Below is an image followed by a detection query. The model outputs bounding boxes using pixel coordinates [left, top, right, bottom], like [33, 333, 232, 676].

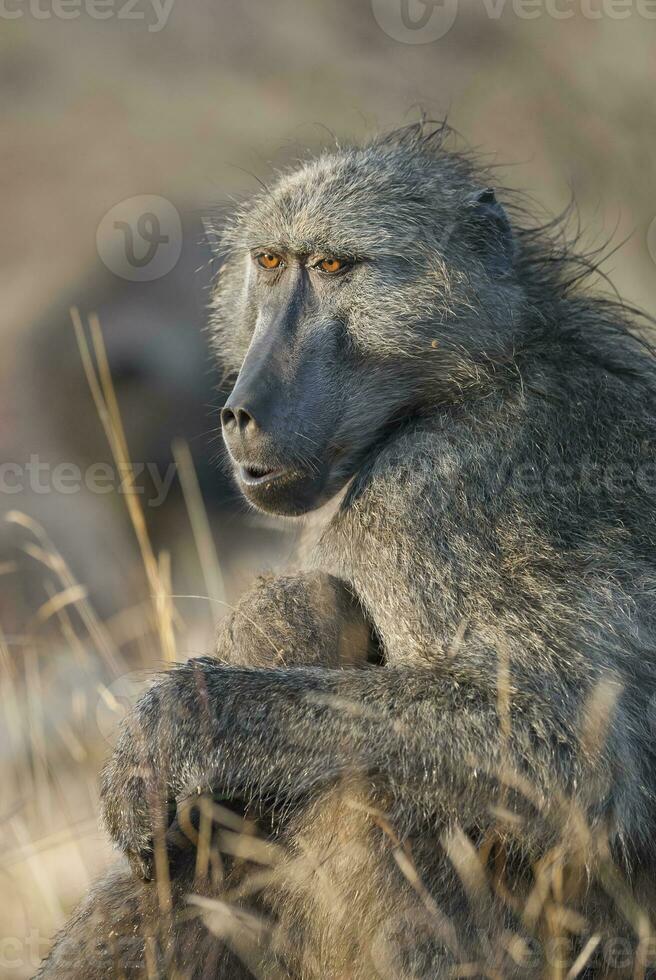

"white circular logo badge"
[371, 0, 458, 43]
[96, 195, 182, 282]
[96, 670, 148, 744]
[648, 216, 656, 268]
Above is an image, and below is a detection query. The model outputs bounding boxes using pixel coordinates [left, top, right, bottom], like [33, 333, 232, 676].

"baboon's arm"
[100, 653, 635, 875]
[102, 420, 652, 876]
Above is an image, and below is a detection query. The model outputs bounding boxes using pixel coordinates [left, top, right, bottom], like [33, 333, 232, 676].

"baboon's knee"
[216, 571, 378, 668]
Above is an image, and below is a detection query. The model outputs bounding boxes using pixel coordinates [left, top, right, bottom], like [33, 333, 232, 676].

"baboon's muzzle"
[220, 306, 343, 515]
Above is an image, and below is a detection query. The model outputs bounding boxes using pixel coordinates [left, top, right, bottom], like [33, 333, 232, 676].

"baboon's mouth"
[239, 464, 288, 487]
[233, 448, 350, 516]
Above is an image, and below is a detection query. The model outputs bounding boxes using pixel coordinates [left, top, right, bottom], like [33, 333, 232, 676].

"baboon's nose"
[221, 403, 259, 436]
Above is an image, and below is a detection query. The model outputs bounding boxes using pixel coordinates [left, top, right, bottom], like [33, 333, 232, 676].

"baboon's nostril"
[221, 406, 236, 429]
[221, 404, 258, 433]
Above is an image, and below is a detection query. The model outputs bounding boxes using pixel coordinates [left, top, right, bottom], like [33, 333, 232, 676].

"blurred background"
[1, 1, 655, 974]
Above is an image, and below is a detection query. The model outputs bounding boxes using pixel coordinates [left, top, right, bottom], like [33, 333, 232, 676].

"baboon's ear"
[461, 187, 516, 278]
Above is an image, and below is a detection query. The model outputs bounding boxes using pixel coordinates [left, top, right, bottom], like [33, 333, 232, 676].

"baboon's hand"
[100, 660, 227, 881]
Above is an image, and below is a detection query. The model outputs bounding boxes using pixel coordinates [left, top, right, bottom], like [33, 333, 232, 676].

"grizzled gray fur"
[38, 122, 656, 978]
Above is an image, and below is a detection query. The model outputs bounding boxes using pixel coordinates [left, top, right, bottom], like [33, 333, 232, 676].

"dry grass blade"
[187, 895, 286, 980]
[71, 306, 177, 664]
[566, 934, 601, 978]
[172, 438, 226, 608]
[6, 509, 122, 673]
[32, 584, 89, 628]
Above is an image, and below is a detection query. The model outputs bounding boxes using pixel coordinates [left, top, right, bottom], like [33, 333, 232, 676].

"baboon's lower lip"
[235, 461, 335, 516]
[239, 464, 288, 487]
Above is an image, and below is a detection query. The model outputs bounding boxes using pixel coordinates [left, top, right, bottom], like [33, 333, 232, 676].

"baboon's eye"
[317, 257, 349, 275]
[256, 252, 284, 270]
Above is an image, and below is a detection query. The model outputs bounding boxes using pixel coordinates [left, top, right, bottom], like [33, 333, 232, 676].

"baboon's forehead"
[236, 150, 456, 256]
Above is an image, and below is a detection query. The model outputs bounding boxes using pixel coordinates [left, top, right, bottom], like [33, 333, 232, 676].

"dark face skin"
[219, 164, 519, 517]
[221, 248, 377, 516]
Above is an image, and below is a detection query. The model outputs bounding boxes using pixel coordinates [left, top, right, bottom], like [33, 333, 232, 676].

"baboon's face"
[219, 240, 392, 516]
[216, 147, 520, 516]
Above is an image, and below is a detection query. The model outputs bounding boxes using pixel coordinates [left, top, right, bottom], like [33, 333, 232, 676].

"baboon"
[38, 122, 656, 978]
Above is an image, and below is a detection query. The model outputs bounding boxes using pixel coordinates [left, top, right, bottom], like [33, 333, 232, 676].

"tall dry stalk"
[71, 307, 177, 664]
